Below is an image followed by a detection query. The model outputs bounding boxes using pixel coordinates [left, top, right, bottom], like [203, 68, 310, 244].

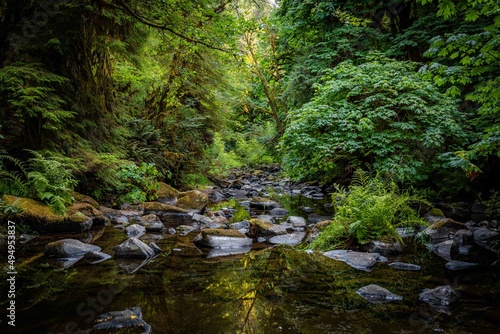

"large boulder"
[176, 190, 209, 213]
[3, 195, 93, 233]
[156, 182, 180, 205]
[45, 239, 101, 258]
[139, 214, 165, 232]
[428, 240, 459, 261]
[194, 229, 253, 249]
[125, 224, 146, 238]
[113, 237, 156, 258]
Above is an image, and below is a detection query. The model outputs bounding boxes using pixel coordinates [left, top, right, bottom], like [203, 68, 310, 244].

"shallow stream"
[1, 196, 500, 333]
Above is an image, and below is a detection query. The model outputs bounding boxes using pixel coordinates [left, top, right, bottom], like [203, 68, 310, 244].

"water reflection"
[2, 229, 500, 334]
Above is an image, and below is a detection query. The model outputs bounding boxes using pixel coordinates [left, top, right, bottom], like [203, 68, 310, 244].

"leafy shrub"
[280, 58, 466, 183]
[309, 170, 428, 250]
[114, 162, 162, 205]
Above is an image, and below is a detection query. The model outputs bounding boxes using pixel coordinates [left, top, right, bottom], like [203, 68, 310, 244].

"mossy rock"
[202, 228, 246, 238]
[72, 192, 100, 209]
[176, 190, 208, 212]
[427, 208, 445, 217]
[157, 182, 180, 199]
[315, 220, 333, 230]
[250, 218, 274, 230]
[143, 202, 188, 213]
[430, 218, 464, 230]
[67, 202, 101, 217]
[2, 195, 92, 233]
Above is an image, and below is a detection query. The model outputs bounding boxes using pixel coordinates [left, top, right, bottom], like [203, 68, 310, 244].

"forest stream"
[1, 167, 499, 334]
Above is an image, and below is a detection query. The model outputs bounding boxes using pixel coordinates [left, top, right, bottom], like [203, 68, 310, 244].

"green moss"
[315, 220, 333, 230]
[3, 195, 64, 223]
[66, 202, 101, 217]
[157, 182, 180, 199]
[177, 190, 208, 211]
[430, 218, 464, 230]
[144, 201, 188, 213]
[72, 192, 100, 209]
[250, 219, 274, 230]
[202, 228, 246, 238]
[427, 208, 445, 217]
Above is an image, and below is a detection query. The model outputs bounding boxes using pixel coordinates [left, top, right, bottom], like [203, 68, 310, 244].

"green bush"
[114, 162, 162, 205]
[309, 170, 428, 251]
[280, 58, 466, 183]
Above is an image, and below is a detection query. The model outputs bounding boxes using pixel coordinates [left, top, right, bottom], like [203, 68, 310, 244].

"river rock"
[269, 207, 289, 216]
[138, 214, 165, 232]
[156, 182, 179, 205]
[473, 228, 500, 252]
[125, 224, 146, 238]
[422, 218, 465, 242]
[176, 225, 195, 236]
[419, 285, 458, 315]
[356, 284, 403, 304]
[93, 306, 151, 333]
[269, 232, 306, 246]
[230, 221, 250, 230]
[323, 250, 386, 272]
[176, 190, 209, 213]
[287, 216, 307, 228]
[249, 219, 287, 238]
[389, 262, 421, 271]
[445, 260, 479, 271]
[249, 198, 280, 210]
[83, 251, 112, 264]
[453, 229, 473, 246]
[360, 239, 403, 255]
[113, 237, 156, 258]
[45, 239, 101, 258]
[428, 240, 459, 261]
[257, 215, 275, 224]
[194, 229, 253, 249]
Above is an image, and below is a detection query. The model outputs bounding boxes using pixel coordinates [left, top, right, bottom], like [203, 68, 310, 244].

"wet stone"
[44, 239, 101, 258]
[323, 250, 385, 272]
[419, 285, 458, 315]
[114, 237, 156, 258]
[389, 262, 421, 271]
[356, 284, 403, 304]
[125, 224, 146, 238]
[269, 232, 306, 246]
[92, 306, 151, 333]
[445, 260, 479, 271]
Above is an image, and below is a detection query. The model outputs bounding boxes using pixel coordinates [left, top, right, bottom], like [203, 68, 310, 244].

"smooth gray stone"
[323, 250, 384, 271]
[44, 238, 101, 258]
[206, 246, 252, 258]
[419, 285, 458, 315]
[356, 284, 403, 304]
[269, 232, 306, 246]
[445, 260, 478, 271]
[428, 240, 458, 261]
[287, 216, 307, 228]
[113, 237, 156, 258]
[389, 262, 421, 271]
[125, 224, 146, 238]
[269, 207, 289, 216]
[195, 233, 253, 249]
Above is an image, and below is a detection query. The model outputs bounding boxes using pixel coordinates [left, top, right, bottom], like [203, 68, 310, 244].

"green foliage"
[419, 0, 500, 173]
[309, 170, 428, 250]
[280, 58, 466, 183]
[114, 162, 162, 205]
[0, 151, 77, 215]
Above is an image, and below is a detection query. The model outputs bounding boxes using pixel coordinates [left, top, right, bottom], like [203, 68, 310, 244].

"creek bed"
[1, 223, 499, 333]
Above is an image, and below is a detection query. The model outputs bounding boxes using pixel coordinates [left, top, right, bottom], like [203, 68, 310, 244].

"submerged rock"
[92, 306, 151, 333]
[194, 228, 253, 249]
[323, 250, 386, 272]
[445, 260, 479, 271]
[389, 262, 421, 271]
[44, 238, 101, 258]
[419, 285, 458, 315]
[206, 246, 252, 258]
[113, 237, 156, 258]
[356, 284, 403, 304]
[361, 239, 403, 255]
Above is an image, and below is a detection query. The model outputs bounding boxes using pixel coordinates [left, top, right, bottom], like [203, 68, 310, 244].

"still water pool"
[1, 224, 500, 334]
